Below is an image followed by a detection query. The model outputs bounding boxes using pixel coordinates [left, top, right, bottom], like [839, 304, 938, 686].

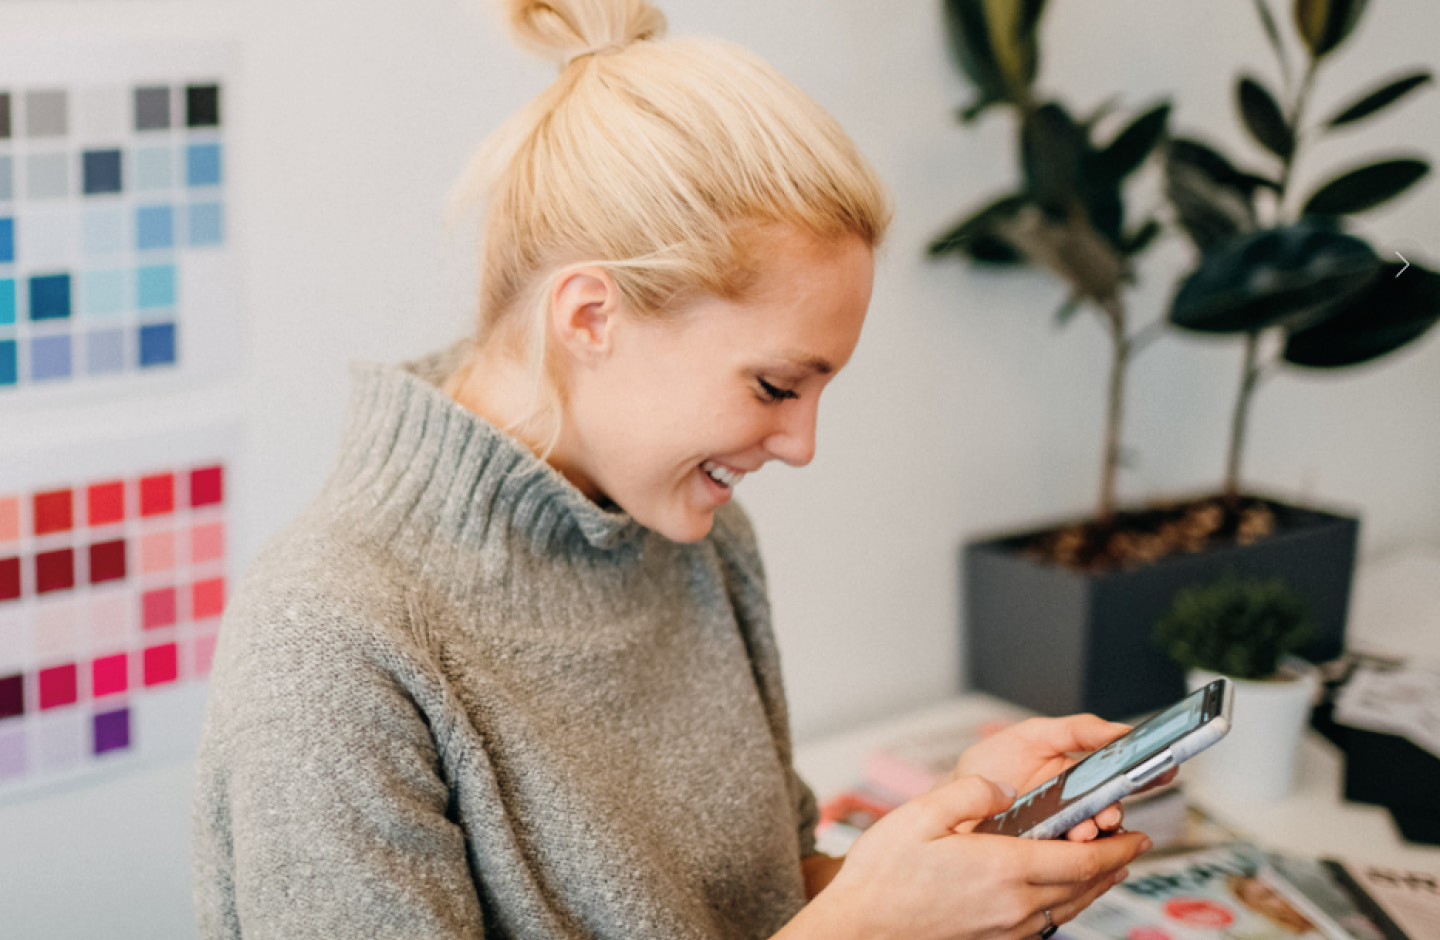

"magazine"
[1065, 842, 1328, 940]
[1263, 853, 1387, 940]
[1322, 860, 1440, 940]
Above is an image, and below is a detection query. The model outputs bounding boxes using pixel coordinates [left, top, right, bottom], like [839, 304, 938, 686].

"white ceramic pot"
[1185, 658, 1321, 802]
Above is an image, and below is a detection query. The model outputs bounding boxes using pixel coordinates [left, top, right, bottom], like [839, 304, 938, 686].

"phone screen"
[974, 683, 1221, 837]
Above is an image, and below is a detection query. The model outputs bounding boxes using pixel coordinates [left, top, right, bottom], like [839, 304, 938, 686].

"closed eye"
[757, 378, 799, 403]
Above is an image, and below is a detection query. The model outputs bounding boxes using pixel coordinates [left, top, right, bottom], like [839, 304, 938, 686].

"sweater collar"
[325, 346, 644, 555]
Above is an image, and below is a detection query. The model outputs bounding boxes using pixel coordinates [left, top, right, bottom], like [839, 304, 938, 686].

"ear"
[548, 265, 621, 362]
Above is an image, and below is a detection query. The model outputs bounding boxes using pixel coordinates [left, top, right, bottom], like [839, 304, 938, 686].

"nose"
[763, 398, 819, 468]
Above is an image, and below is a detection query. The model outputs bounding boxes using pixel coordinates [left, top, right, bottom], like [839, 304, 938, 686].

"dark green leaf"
[1284, 262, 1440, 366]
[1253, 0, 1292, 85]
[1301, 158, 1430, 216]
[1237, 75, 1293, 159]
[1168, 221, 1380, 333]
[1095, 102, 1171, 181]
[928, 193, 1028, 264]
[1325, 71, 1432, 128]
[1021, 102, 1089, 220]
[1164, 138, 1263, 250]
[1294, 0, 1370, 59]
[943, 0, 1046, 113]
[943, 0, 1009, 114]
[1123, 218, 1162, 256]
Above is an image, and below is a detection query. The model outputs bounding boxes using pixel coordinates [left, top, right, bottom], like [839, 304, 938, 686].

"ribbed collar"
[319, 345, 643, 559]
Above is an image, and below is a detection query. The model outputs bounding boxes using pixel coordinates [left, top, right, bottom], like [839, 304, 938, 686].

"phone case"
[1019, 680, 1234, 840]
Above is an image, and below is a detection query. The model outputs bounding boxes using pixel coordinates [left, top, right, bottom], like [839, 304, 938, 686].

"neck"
[444, 340, 600, 501]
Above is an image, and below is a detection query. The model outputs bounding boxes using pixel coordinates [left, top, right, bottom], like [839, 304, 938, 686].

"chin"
[649, 509, 716, 544]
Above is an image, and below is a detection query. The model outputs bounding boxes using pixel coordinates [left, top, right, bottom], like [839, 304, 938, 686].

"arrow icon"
[1396, 252, 1410, 277]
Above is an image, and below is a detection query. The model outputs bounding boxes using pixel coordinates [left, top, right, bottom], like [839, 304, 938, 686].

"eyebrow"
[773, 352, 834, 376]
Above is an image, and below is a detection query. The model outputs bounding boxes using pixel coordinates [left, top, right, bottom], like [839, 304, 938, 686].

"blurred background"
[0, 0, 1435, 936]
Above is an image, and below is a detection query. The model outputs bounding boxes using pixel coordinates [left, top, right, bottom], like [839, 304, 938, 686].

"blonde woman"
[192, 1, 1154, 937]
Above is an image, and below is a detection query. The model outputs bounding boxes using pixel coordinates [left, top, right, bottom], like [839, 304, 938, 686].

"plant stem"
[1225, 55, 1318, 500]
[1276, 58, 1319, 216]
[1224, 331, 1263, 504]
[1098, 295, 1129, 523]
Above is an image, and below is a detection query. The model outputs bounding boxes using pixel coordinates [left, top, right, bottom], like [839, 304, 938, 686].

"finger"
[1065, 818, 1100, 842]
[1048, 865, 1133, 927]
[1061, 715, 1133, 753]
[1096, 803, 1124, 830]
[907, 774, 1015, 839]
[1024, 832, 1151, 885]
[1011, 871, 1127, 940]
[1015, 714, 1133, 757]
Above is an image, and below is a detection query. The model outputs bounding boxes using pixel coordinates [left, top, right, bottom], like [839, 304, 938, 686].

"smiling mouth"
[701, 460, 747, 488]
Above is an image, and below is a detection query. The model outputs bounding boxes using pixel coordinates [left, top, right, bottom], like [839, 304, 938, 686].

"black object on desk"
[1312, 699, 1440, 846]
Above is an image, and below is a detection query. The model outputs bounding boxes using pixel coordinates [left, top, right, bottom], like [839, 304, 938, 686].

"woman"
[192, 1, 1154, 937]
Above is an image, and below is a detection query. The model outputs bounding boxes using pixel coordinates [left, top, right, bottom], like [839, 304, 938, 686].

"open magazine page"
[1064, 843, 1327, 940]
[1263, 853, 1387, 940]
[1323, 861, 1440, 940]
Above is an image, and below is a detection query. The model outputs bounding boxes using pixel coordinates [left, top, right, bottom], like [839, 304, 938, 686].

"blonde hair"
[453, 0, 892, 453]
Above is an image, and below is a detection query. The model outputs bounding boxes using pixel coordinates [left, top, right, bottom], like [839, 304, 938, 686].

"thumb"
[909, 774, 1016, 839]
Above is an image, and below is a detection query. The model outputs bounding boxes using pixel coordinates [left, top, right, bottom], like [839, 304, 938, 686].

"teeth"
[701, 460, 746, 488]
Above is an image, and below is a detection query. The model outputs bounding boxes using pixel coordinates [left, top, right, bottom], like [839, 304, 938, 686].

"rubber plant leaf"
[1168, 222, 1380, 333]
[1294, 0, 1369, 59]
[1325, 71, 1432, 128]
[1283, 262, 1440, 366]
[1094, 102, 1171, 181]
[943, 0, 1009, 120]
[928, 193, 1028, 264]
[1237, 75, 1293, 160]
[1021, 102, 1088, 221]
[1301, 158, 1430, 216]
[1164, 138, 1267, 251]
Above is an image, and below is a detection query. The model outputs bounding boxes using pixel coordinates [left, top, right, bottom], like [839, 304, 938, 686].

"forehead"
[688, 230, 874, 365]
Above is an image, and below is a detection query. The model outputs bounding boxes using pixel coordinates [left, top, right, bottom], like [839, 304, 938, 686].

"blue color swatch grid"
[0, 81, 225, 389]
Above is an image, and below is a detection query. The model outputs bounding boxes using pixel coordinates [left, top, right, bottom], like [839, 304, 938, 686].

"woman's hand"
[790, 774, 1151, 940]
[949, 714, 1177, 841]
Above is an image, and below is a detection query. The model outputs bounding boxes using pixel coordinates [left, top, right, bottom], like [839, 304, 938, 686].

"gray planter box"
[963, 498, 1359, 719]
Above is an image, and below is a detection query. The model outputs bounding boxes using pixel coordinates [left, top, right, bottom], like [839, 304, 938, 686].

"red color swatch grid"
[0, 463, 226, 785]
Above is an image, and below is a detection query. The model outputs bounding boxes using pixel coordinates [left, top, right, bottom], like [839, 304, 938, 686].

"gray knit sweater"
[192, 349, 818, 939]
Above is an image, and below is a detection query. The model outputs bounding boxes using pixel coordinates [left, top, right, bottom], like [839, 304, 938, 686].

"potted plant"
[933, 0, 1436, 719]
[1155, 573, 1319, 801]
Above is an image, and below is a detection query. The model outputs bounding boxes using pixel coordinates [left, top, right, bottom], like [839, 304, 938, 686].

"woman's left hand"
[947, 714, 1172, 842]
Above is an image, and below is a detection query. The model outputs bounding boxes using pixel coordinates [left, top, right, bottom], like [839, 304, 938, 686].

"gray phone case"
[1019, 679, 1234, 840]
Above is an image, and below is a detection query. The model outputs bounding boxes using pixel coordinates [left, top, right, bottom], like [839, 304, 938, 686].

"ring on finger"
[1039, 908, 1058, 940]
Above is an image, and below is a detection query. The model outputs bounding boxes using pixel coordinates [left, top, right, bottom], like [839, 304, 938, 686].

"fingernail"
[999, 782, 1017, 800]
[1140, 837, 1153, 853]
[1114, 867, 1130, 885]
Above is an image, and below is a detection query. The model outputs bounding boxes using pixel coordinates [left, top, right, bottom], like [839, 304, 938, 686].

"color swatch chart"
[0, 457, 228, 799]
[0, 41, 239, 399]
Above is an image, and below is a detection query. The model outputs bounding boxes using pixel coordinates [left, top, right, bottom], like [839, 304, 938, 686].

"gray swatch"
[27, 153, 69, 199]
[25, 90, 68, 138]
[134, 86, 170, 131]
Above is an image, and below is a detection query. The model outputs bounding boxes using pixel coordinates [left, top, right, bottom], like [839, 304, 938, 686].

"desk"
[794, 549, 1440, 871]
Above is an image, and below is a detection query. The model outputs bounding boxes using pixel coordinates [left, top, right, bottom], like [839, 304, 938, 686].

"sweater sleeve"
[707, 503, 821, 859]
[194, 590, 486, 940]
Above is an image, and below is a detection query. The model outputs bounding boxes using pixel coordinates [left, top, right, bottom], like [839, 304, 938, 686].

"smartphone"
[972, 678, 1234, 840]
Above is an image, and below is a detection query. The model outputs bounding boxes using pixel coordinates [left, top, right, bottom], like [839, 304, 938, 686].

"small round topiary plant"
[1154, 573, 1314, 681]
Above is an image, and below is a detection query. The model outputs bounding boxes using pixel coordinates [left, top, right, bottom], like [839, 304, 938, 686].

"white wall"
[1, 1, 1437, 936]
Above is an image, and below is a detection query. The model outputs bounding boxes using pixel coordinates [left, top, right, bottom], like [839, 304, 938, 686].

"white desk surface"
[794, 548, 1440, 871]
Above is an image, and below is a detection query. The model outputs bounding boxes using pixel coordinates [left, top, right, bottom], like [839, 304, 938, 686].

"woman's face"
[553, 228, 875, 543]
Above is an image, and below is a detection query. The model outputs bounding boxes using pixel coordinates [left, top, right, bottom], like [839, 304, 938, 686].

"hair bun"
[505, 0, 666, 66]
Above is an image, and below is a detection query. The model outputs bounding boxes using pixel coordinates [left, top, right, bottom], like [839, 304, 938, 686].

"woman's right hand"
[789, 774, 1151, 940]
